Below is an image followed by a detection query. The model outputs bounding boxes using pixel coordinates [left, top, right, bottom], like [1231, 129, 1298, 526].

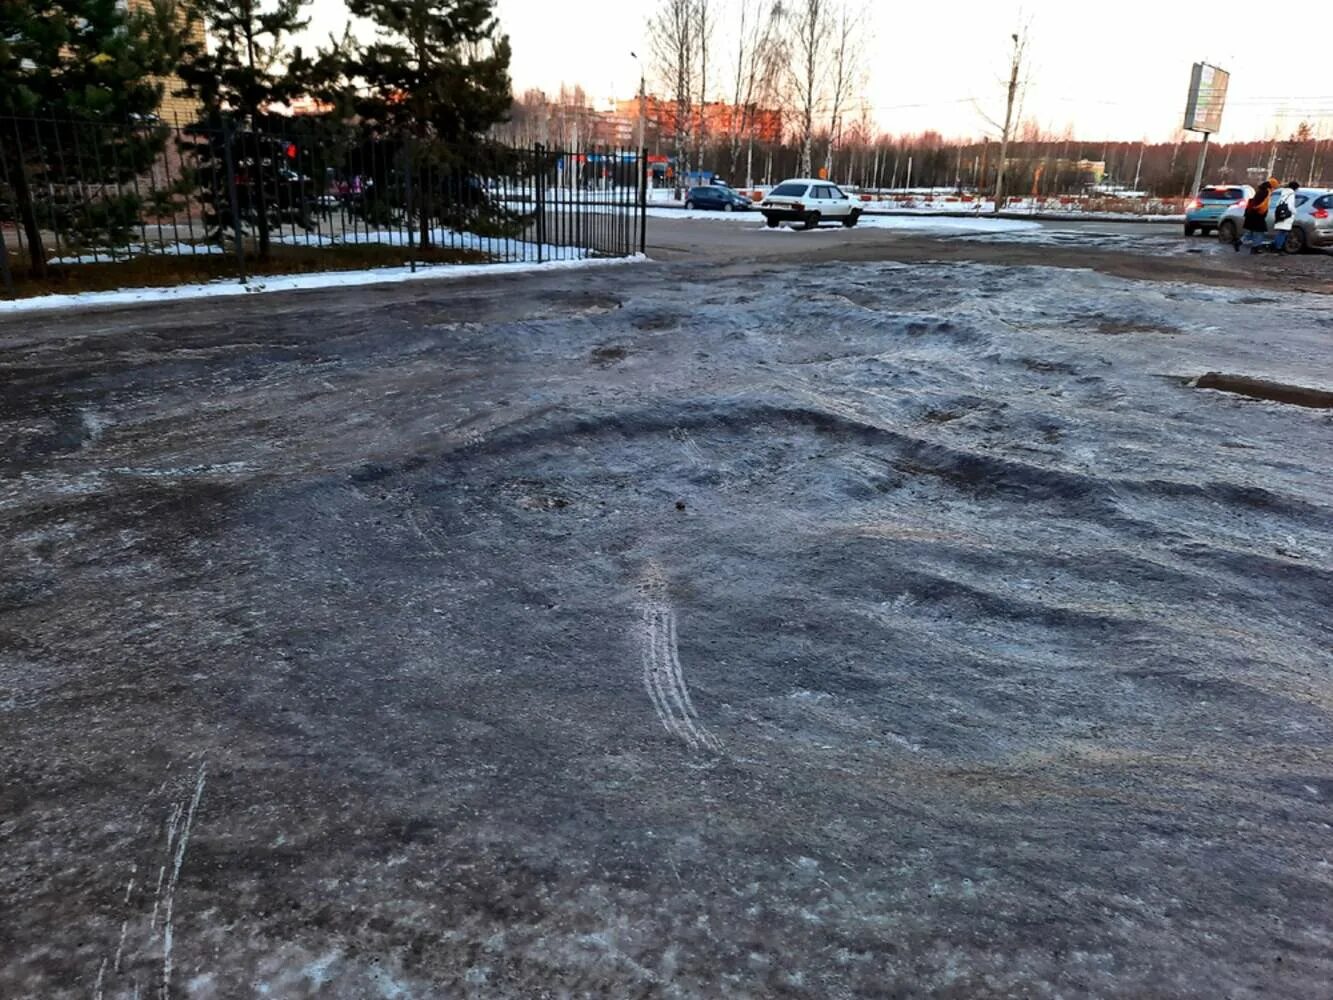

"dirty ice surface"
[1, 260, 1331, 998]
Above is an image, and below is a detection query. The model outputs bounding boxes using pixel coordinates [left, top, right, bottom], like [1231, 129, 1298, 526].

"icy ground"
[1, 258, 1331, 998]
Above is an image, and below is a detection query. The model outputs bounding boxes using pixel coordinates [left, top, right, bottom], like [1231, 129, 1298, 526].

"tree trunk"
[9, 156, 47, 279]
[994, 34, 1022, 213]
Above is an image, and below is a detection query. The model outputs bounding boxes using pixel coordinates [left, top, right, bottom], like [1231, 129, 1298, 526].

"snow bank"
[0, 255, 646, 316]
[48, 228, 583, 267]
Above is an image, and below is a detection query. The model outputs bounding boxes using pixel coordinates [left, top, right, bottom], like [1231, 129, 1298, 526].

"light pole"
[630, 51, 648, 251]
[629, 51, 646, 158]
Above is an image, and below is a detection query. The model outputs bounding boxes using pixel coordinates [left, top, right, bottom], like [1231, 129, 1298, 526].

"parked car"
[1216, 187, 1333, 252]
[1184, 184, 1252, 236]
[683, 184, 752, 212]
[760, 179, 862, 229]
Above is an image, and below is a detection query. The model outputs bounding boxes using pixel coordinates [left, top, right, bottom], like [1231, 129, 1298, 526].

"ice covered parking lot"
[2, 228, 1331, 997]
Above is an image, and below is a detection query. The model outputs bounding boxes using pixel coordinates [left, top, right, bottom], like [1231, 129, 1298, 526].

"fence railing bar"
[62, 120, 99, 265]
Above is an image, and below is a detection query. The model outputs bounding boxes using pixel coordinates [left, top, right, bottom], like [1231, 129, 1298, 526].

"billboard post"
[1183, 62, 1230, 194]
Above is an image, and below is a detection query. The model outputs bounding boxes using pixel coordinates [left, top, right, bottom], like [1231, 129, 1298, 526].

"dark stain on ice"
[1194, 372, 1333, 409]
[590, 344, 629, 366]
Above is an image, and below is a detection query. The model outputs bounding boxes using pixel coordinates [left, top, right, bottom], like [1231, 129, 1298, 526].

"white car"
[1216, 187, 1333, 253]
[760, 179, 863, 230]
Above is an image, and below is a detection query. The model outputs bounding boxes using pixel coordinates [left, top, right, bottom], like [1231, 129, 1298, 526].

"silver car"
[1216, 187, 1333, 252]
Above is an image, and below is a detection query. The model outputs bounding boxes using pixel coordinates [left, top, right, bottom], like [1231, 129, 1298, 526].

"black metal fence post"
[221, 124, 246, 284]
[535, 143, 546, 263]
[639, 144, 648, 255]
[404, 134, 416, 273]
[0, 229, 13, 295]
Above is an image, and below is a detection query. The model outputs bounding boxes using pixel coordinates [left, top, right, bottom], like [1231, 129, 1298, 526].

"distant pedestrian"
[1236, 179, 1272, 253]
[1271, 180, 1299, 253]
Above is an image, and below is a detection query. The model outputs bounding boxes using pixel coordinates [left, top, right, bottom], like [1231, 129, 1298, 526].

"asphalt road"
[639, 213, 1333, 297]
[645, 215, 1173, 260]
[2, 230, 1332, 998]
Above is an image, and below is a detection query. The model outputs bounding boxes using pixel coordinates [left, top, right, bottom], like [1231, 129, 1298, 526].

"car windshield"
[1200, 188, 1244, 201]
[770, 183, 808, 197]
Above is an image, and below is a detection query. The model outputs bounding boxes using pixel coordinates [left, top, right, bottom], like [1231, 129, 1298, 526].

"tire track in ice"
[636, 565, 722, 752]
[93, 760, 208, 1000]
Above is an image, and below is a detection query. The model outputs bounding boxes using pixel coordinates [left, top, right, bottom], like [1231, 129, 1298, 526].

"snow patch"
[0, 255, 647, 315]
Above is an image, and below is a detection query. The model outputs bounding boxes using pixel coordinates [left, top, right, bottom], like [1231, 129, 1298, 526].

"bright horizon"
[301, 0, 1333, 145]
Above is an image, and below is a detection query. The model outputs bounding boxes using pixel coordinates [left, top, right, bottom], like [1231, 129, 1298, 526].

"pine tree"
[175, 0, 312, 259]
[344, 0, 513, 248]
[0, 0, 184, 277]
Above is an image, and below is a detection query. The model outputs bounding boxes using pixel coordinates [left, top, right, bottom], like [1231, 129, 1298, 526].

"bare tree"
[728, 1, 786, 185]
[993, 29, 1027, 210]
[651, 0, 695, 191]
[787, 0, 829, 177]
[822, 3, 865, 183]
[971, 24, 1030, 209]
[695, 0, 713, 174]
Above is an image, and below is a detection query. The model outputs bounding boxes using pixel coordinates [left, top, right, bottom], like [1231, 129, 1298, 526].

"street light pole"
[630, 51, 648, 253]
[630, 52, 646, 158]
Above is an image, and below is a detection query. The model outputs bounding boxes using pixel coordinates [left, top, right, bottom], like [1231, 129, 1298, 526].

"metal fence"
[0, 115, 647, 296]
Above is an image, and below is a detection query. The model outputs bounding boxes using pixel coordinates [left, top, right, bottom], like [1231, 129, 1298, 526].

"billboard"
[1183, 62, 1229, 134]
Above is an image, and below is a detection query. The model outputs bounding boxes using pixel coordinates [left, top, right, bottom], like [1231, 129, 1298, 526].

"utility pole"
[1133, 141, 1144, 191]
[631, 52, 646, 154]
[994, 31, 1022, 213]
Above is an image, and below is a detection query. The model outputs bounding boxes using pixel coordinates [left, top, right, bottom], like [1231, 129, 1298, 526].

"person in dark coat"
[1236, 179, 1272, 253]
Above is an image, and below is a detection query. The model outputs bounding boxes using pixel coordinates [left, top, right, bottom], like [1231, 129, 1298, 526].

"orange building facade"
[127, 0, 206, 123]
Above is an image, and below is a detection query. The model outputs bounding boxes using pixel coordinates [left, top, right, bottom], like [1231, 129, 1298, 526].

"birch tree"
[822, 4, 865, 182]
[787, 0, 829, 177]
[651, 0, 694, 189]
[728, 1, 786, 185]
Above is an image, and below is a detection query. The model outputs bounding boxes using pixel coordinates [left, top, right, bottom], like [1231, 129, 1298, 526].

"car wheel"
[764, 216, 780, 228]
[1183, 223, 1197, 237]
[724, 202, 734, 212]
[842, 210, 861, 229]
[802, 211, 821, 230]
[1285, 226, 1308, 254]
[1217, 219, 1238, 244]
[684, 199, 694, 210]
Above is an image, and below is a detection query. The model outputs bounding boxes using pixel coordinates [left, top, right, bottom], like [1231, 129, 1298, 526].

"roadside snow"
[270, 226, 579, 262]
[48, 242, 230, 264]
[47, 228, 581, 266]
[0, 255, 646, 316]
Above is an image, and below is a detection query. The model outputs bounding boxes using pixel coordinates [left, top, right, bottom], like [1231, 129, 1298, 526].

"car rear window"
[1200, 188, 1244, 201]
[1315, 194, 1333, 210]
[771, 183, 808, 197]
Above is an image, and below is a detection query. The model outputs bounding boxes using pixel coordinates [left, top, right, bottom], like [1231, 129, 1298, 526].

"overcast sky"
[301, 0, 1333, 143]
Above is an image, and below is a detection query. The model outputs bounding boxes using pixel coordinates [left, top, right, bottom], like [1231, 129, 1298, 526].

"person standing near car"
[1271, 181, 1299, 253]
[1236, 179, 1272, 253]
